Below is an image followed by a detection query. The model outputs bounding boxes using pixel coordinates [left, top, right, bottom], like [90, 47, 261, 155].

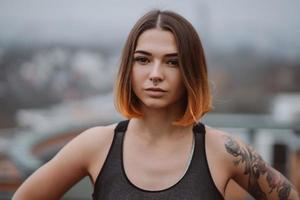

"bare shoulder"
[204, 125, 250, 165]
[77, 123, 117, 148]
[204, 125, 231, 146]
[204, 125, 235, 159]
[204, 125, 237, 177]
[72, 123, 118, 167]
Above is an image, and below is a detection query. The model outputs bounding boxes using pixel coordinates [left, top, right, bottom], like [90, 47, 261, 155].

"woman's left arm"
[222, 135, 299, 200]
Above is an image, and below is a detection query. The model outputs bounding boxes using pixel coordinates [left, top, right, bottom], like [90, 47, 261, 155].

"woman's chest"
[123, 141, 192, 191]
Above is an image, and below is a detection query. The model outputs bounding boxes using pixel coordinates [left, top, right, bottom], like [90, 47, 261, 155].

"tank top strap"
[114, 119, 130, 133]
[192, 121, 205, 135]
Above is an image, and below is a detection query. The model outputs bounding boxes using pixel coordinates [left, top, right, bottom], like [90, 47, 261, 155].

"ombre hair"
[114, 9, 212, 126]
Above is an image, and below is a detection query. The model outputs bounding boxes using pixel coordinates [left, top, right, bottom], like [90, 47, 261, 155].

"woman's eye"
[167, 59, 179, 67]
[134, 57, 149, 65]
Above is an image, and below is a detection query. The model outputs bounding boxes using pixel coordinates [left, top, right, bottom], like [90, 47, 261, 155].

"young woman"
[13, 10, 299, 200]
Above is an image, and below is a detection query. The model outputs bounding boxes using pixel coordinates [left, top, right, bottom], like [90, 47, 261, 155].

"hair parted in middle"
[114, 9, 212, 126]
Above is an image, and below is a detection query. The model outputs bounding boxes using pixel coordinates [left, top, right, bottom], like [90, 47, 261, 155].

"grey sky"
[0, 0, 299, 56]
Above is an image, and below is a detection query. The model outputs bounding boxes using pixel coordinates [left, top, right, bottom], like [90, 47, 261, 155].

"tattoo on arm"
[223, 135, 293, 200]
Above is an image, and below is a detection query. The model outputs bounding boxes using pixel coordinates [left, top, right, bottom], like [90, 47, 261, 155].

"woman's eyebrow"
[134, 50, 151, 56]
[134, 50, 178, 57]
[165, 53, 178, 57]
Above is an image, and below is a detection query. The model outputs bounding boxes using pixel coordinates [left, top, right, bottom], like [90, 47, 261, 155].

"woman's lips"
[145, 88, 166, 97]
[145, 87, 166, 92]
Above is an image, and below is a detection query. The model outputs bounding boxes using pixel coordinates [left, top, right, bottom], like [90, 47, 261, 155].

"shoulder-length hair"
[114, 9, 212, 126]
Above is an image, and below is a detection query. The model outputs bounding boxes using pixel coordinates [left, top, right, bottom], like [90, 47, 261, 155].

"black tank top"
[92, 120, 224, 200]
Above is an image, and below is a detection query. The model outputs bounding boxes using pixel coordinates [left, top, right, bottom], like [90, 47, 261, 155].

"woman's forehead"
[135, 28, 178, 55]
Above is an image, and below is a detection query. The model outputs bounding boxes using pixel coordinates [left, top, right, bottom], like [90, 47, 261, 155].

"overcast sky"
[0, 0, 299, 57]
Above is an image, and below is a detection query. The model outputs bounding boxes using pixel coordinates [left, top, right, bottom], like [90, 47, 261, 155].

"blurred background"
[0, 0, 299, 199]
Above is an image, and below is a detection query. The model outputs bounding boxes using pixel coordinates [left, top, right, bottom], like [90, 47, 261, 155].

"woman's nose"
[149, 61, 164, 82]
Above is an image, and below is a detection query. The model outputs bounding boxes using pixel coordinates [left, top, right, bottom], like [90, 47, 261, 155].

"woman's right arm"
[12, 126, 107, 200]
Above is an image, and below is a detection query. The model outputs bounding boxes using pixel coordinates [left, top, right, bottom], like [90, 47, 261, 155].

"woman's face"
[131, 28, 186, 110]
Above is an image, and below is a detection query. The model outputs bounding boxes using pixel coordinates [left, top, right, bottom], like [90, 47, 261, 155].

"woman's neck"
[129, 105, 193, 142]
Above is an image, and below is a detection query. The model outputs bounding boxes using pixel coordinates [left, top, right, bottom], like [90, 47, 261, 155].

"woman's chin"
[141, 100, 180, 110]
[143, 103, 167, 109]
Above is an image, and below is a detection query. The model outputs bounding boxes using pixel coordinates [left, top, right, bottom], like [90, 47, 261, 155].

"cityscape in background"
[0, 42, 299, 129]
